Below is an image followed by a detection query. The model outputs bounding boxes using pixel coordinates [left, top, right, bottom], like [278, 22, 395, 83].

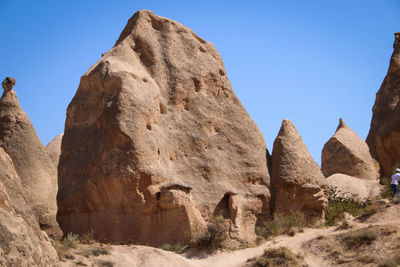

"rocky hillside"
[0, 9, 399, 267]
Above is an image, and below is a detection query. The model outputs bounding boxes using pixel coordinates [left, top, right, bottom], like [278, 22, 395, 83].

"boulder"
[58, 10, 270, 245]
[322, 118, 379, 180]
[326, 173, 381, 200]
[271, 119, 327, 220]
[45, 133, 63, 168]
[367, 32, 400, 178]
[0, 77, 59, 236]
[0, 147, 59, 266]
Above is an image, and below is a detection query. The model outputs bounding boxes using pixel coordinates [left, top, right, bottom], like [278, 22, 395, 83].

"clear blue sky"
[0, 0, 399, 165]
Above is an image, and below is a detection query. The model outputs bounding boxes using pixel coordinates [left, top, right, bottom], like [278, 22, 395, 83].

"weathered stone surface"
[322, 118, 379, 180]
[367, 33, 400, 178]
[227, 186, 270, 241]
[326, 173, 381, 200]
[0, 147, 59, 266]
[271, 119, 327, 219]
[46, 133, 63, 168]
[0, 77, 59, 236]
[58, 10, 270, 245]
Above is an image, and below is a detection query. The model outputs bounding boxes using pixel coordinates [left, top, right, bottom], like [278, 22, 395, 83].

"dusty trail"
[61, 202, 400, 267]
[190, 227, 336, 267]
[190, 204, 400, 267]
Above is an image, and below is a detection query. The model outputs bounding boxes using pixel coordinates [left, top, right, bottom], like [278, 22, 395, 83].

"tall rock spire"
[58, 10, 271, 245]
[322, 118, 379, 180]
[367, 32, 400, 178]
[0, 77, 59, 236]
[271, 119, 327, 220]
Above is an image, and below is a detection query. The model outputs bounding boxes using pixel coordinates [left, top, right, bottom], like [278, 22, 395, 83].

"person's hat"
[396, 168, 400, 172]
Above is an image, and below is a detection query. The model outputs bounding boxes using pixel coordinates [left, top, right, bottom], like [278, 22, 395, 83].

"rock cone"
[0, 147, 59, 266]
[326, 173, 381, 200]
[322, 118, 379, 180]
[271, 119, 327, 219]
[45, 133, 63, 168]
[58, 10, 270, 245]
[367, 33, 400, 178]
[0, 77, 59, 236]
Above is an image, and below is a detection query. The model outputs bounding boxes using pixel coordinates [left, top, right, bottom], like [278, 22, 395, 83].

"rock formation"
[271, 119, 327, 219]
[367, 32, 400, 178]
[0, 77, 59, 236]
[322, 118, 379, 180]
[45, 133, 63, 168]
[0, 147, 59, 266]
[326, 173, 381, 200]
[58, 10, 270, 245]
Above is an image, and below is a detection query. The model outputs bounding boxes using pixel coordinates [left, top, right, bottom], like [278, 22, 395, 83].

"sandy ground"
[61, 200, 400, 267]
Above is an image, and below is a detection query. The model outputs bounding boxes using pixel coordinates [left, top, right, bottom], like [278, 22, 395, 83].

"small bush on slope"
[255, 211, 307, 239]
[380, 177, 394, 199]
[303, 225, 399, 266]
[245, 247, 305, 267]
[377, 252, 400, 267]
[52, 232, 80, 260]
[341, 228, 378, 248]
[325, 187, 370, 226]
[160, 243, 186, 253]
[190, 215, 227, 251]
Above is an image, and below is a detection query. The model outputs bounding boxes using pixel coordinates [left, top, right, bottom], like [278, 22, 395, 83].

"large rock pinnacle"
[0, 76, 60, 236]
[367, 32, 400, 178]
[58, 10, 271, 245]
[322, 118, 379, 180]
[271, 119, 327, 220]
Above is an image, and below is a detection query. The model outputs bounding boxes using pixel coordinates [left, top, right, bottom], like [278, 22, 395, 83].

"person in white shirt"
[391, 168, 400, 197]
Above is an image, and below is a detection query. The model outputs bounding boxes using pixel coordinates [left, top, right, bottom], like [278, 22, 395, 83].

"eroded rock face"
[367, 33, 400, 178]
[326, 173, 381, 200]
[322, 118, 379, 180]
[58, 10, 270, 245]
[0, 77, 59, 236]
[271, 119, 327, 220]
[45, 133, 63, 168]
[0, 147, 59, 266]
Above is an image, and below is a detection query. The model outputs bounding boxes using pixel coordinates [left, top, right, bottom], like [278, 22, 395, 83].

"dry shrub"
[190, 215, 227, 251]
[52, 232, 80, 259]
[246, 246, 304, 267]
[79, 230, 96, 244]
[341, 228, 378, 248]
[255, 211, 307, 239]
[160, 243, 186, 253]
[377, 251, 400, 267]
[325, 187, 370, 226]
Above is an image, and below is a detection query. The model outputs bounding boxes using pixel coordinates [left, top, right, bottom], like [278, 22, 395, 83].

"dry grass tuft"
[255, 211, 308, 240]
[245, 246, 305, 267]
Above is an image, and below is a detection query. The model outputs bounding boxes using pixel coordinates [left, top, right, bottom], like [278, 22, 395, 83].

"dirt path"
[61, 202, 400, 267]
[190, 208, 400, 267]
[189, 226, 337, 267]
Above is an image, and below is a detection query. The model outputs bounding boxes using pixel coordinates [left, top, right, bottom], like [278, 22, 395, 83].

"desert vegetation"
[304, 225, 400, 266]
[324, 186, 374, 226]
[189, 215, 228, 251]
[255, 211, 308, 240]
[244, 246, 305, 267]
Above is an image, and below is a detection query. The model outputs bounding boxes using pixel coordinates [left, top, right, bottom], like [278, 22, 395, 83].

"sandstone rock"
[322, 118, 379, 180]
[0, 147, 59, 266]
[271, 119, 327, 219]
[45, 133, 63, 168]
[326, 173, 381, 200]
[226, 185, 270, 241]
[367, 33, 400, 178]
[58, 10, 270, 245]
[0, 77, 59, 236]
